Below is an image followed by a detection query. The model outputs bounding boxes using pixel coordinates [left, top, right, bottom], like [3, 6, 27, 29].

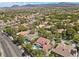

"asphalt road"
[0, 32, 22, 57]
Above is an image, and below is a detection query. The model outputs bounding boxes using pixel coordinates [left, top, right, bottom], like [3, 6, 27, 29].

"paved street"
[0, 20, 31, 57]
[0, 32, 22, 57]
[0, 20, 23, 57]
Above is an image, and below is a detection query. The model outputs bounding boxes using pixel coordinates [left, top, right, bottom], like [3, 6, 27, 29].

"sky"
[0, 2, 58, 7]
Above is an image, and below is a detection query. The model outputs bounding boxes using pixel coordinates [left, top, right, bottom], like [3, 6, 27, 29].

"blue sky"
[0, 2, 58, 7]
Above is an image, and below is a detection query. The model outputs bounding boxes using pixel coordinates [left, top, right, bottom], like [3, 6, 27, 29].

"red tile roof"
[43, 43, 52, 53]
[52, 43, 76, 57]
[35, 37, 52, 53]
[36, 37, 50, 45]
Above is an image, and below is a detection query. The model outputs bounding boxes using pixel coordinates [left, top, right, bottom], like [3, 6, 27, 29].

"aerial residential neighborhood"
[1, 2, 79, 57]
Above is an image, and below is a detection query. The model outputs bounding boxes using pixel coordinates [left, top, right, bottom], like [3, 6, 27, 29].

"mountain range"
[10, 2, 79, 8]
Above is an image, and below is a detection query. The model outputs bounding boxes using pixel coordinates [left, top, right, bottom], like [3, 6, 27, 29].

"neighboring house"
[38, 24, 45, 28]
[25, 32, 38, 41]
[37, 21, 49, 28]
[57, 29, 64, 33]
[17, 30, 38, 44]
[52, 42, 77, 57]
[33, 37, 52, 53]
[70, 23, 75, 26]
[45, 25, 51, 29]
[16, 30, 31, 45]
[16, 30, 30, 36]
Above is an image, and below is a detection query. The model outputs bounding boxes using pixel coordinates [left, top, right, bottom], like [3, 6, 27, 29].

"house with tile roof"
[52, 42, 77, 57]
[16, 30, 30, 36]
[25, 32, 38, 41]
[17, 30, 38, 44]
[33, 37, 52, 53]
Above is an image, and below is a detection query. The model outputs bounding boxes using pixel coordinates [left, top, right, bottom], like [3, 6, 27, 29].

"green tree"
[62, 31, 67, 40]
[66, 28, 76, 40]
[25, 44, 32, 51]
[18, 24, 28, 32]
[50, 25, 57, 34]
[31, 50, 45, 57]
[16, 35, 25, 44]
[38, 28, 53, 40]
[49, 51, 61, 57]
[4, 26, 16, 36]
[24, 44, 33, 56]
[73, 34, 79, 43]
[74, 22, 79, 31]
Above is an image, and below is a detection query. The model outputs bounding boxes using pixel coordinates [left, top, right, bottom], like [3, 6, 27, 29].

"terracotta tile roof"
[36, 37, 50, 44]
[17, 31, 28, 36]
[17, 30, 30, 36]
[52, 43, 76, 57]
[35, 37, 52, 53]
[43, 43, 52, 53]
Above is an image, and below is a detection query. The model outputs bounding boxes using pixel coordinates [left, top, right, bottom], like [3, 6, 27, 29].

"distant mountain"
[11, 2, 79, 8]
[11, 5, 20, 7]
[57, 2, 79, 6]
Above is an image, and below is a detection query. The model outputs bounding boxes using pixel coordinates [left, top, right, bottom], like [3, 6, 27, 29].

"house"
[16, 30, 30, 36]
[45, 25, 51, 29]
[17, 30, 38, 44]
[57, 29, 64, 33]
[70, 23, 75, 26]
[38, 24, 45, 28]
[33, 37, 52, 53]
[52, 42, 77, 57]
[25, 32, 38, 41]
[43, 21, 48, 25]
